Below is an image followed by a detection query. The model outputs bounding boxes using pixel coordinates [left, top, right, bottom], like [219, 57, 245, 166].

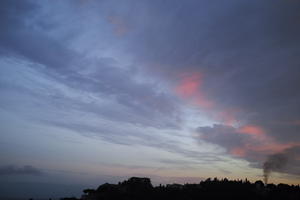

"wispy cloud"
[1, 0, 300, 184]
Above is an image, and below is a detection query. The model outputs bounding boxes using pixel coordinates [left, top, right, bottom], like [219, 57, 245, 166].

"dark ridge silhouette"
[59, 177, 300, 200]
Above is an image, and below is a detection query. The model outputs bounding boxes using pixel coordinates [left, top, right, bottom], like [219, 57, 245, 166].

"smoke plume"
[263, 153, 288, 184]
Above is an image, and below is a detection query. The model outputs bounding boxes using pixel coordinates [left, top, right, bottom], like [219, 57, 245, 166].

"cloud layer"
[0, 0, 300, 185]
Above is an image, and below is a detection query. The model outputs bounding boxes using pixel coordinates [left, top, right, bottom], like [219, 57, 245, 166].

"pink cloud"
[292, 120, 300, 125]
[237, 125, 265, 137]
[198, 123, 300, 160]
[230, 138, 300, 159]
[175, 72, 202, 97]
[235, 125, 299, 155]
[175, 72, 214, 108]
[248, 142, 300, 154]
[230, 147, 246, 157]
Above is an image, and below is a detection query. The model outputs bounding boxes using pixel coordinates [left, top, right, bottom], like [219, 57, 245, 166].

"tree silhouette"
[61, 177, 300, 200]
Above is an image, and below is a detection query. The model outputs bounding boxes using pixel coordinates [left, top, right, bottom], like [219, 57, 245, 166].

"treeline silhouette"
[61, 177, 300, 200]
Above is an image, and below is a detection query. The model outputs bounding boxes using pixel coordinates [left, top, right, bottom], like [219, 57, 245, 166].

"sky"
[1, 0, 300, 198]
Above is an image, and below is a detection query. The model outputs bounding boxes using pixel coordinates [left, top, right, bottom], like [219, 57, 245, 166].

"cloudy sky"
[1, 0, 300, 198]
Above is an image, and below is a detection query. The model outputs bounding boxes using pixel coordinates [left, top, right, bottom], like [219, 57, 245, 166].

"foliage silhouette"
[60, 177, 300, 200]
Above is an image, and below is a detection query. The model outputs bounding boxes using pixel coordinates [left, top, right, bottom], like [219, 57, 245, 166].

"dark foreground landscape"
[60, 177, 300, 200]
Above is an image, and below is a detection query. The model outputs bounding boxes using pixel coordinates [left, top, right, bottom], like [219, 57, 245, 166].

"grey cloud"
[0, 165, 42, 176]
[96, 0, 300, 144]
[107, 0, 300, 143]
[0, 0, 76, 72]
[196, 124, 300, 176]
[196, 124, 246, 151]
[157, 158, 207, 170]
[276, 146, 300, 176]
[124, 0, 300, 67]
[43, 118, 225, 164]
[196, 124, 264, 162]
[102, 0, 300, 165]
[0, 0, 181, 130]
[158, 159, 200, 166]
[2, 0, 299, 138]
[219, 169, 232, 175]
[1, 0, 300, 179]
[0, 0, 37, 30]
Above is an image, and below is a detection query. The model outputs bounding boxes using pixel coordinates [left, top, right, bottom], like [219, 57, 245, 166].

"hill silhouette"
[60, 177, 300, 200]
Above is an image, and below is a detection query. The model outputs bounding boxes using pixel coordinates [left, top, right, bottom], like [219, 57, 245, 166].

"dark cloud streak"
[0, 165, 42, 176]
